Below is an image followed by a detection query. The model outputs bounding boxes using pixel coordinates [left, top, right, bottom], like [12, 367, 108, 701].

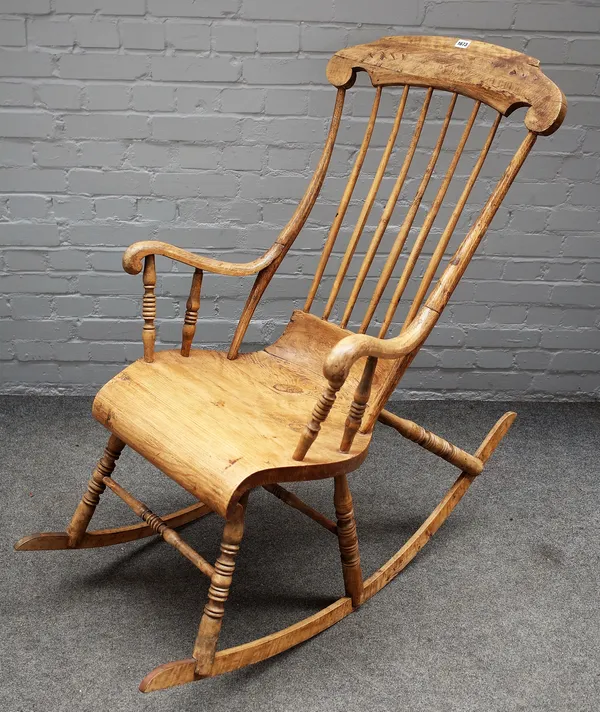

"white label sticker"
[455, 39, 471, 48]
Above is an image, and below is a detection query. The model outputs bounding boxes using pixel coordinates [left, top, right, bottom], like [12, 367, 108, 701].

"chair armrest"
[122, 240, 284, 277]
[323, 306, 440, 384]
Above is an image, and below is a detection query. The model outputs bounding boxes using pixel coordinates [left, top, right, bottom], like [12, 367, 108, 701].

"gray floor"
[1, 396, 598, 712]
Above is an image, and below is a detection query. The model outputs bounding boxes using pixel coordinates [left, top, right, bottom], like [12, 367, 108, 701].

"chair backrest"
[294, 35, 565, 413]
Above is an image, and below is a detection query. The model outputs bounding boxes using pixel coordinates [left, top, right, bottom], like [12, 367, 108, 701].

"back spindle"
[359, 90, 455, 334]
[181, 268, 203, 357]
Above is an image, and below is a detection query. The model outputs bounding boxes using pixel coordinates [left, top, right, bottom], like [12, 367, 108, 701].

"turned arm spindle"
[293, 379, 342, 461]
[181, 268, 203, 357]
[142, 254, 157, 363]
[340, 356, 377, 453]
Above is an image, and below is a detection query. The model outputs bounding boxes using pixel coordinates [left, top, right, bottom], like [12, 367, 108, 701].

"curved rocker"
[140, 411, 515, 692]
[14, 501, 211, 551]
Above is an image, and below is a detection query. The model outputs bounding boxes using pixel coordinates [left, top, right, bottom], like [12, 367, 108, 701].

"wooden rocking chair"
[15, 36, 566, 692]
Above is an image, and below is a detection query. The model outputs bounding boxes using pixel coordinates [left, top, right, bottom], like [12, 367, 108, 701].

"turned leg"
[334, 474, 363, 607]
[193, 493, 248, 676]
[66, 434, 125, 547]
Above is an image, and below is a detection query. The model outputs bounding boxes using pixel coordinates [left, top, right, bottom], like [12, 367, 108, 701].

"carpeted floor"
[1, 396, 598, 712]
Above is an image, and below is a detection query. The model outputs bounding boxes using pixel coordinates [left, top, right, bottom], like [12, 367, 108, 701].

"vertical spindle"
[142, 254, 156, 363]
[340, 356, 377, 453]
[181, 268, 202, 357]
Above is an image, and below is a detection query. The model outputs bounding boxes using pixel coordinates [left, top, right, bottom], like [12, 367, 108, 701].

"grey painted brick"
[0, 82, 35, 107]
[0, 274, 70, 294]
[541, 329, 599, 350]
[95, 196, 136, 220]
[515, 3, 600, 33]
[243, 58, 329, 85]
[53, 196, 94, 221]
[137, 198, 176, 221]
[14, 341, 54, 361]
[132, 85, 175, 112]
[120, 21, 165, 50]
[548, 208, 598, 232]
[9, 195, 49, 219]
[550, 352, 598, 373]
[220, 88, 265, 114]
[212, 24, 256, 52]
[0, 168, 66, 192]
[53, 343, 91, 361]
[148, 0, 238, 17]
[567, 38, 600, 66]
[525, 37, 567, 64]
[0, 112, 54, 139]
[54, 0, 146, 14]
[54, 296, 95, 317]
[36, 84, 82, 110]
[425, 2, 513, 30]
[64, 113, 149, 139]
[96, 296, 138, 317]
[153, 172, 237, 198]
[59, 54, 148, 81]
[67, 223, 152, 246]
[1, 2, 600, 399]
[222, 145, 262, 170]
[33, 142, 78, 168]
[84, 85, 131, 111]
[48, 248, 88, 271]
[0, 223, 58, 246]
[0, 19, 26, 47]
[551, 284, 600, 308]
[2, 0, 50, 13]
[175, 86, 221, 113]
[165, 22, 211, 50]
[129, 142, 172, 168]
[152, 115, 239, 142]
[0, 141, 32, 167]
[79, 141, 125, 168]
[178, 146, 220, 169]
[2, 317, 71, 340]
[257, 25, 299, 53]
[242, 0, 333, 22]
[151, 56, 240, 83]
[300, 26, 348, 52]
[10, 295, 51, 319]
[265, 89, 307, 116]
[0, 50, 52, 78]
[28, 20, 74, 47]
[68, 169, 151, 196]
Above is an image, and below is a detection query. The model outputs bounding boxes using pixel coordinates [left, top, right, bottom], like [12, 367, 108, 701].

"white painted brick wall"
[0, 0, 599, 398]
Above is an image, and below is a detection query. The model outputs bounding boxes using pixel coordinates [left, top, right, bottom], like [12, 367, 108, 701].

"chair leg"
[334, 474, 363, 607]
[193, 493, 248, 677]
[66, 434, 126, 547]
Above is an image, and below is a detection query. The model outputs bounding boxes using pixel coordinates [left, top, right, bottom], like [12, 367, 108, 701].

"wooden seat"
[92, 311, 377, 518]
[15, 35, 566, 693]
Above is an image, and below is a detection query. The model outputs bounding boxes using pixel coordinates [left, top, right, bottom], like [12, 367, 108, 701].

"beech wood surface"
[16, 34, 563, 695]
[326, 35, 566, 134]
[139, 411, 516, 692]
[14, 501, 211, 551]
[92, 311, 375, 518]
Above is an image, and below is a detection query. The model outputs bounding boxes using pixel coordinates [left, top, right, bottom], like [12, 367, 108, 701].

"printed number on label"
[455, 39, 471, 49]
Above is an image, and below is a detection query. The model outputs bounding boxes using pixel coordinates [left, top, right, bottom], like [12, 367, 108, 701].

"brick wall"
[0, 0, 599, 398]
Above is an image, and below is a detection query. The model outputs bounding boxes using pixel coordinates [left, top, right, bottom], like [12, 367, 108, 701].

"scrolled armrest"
[323, 306, 440, 383]
[122, 240, 283, 277]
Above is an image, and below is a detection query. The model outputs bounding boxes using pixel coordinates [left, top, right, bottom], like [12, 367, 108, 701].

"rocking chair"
[15, 36, 566, 692]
